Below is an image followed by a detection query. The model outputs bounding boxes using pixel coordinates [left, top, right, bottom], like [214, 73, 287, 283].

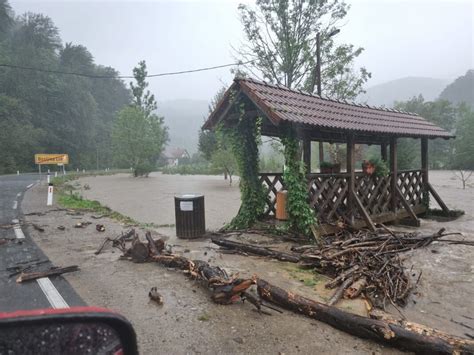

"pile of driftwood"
[213, 227, 472, 310]
[295, 227, 467, 308]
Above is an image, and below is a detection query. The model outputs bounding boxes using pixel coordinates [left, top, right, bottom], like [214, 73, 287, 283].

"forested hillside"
[439, 70, 473, 108]
[359, 77, 450, 107]
[0, 1, 130, 174]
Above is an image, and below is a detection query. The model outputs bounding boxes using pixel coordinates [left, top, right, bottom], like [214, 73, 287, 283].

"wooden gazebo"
[203, 78, 453, 231]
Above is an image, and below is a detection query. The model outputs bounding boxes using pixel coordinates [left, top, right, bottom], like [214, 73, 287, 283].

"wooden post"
[347, 135, 355, 225]
[319, 141, 324, 168]
[303, 133, 311, 173]
[421, 138, 429, 206]
[381, 143, 388, 162]
[390, 137, 398, 213]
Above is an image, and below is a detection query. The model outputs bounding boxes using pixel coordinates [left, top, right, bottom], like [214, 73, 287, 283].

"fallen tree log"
[257, 278, 474, 355]
[211, 237, 300, 263]
[328, 276, 354, 306]
[16, 265, 79, 283]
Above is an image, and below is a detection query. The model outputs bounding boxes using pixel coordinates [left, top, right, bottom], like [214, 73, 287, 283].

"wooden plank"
[351, 190, 376, 231]
[347, 135, 355, 224]
[395, 186, 420, 223]
[17, 265, 79, 283]
[421, 138, 429, 205]
[390, 138, 398, 213]
[427, 182, 450, 214]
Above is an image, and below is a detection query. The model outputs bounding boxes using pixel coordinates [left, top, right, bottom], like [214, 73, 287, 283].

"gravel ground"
[21, 170, 474, 354]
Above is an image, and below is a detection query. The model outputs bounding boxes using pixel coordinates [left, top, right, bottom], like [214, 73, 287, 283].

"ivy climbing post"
[281, 127, 316, 236]
[220, 101, 266, 229]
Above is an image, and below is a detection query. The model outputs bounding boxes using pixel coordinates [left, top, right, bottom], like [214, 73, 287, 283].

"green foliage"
[395, 96, 455, 169]
[0, 2, 131, 173]
[130, 60, 157, 118]
[368, 157, 389, 177]
[453, 105, 474, 169]
[198, 130, 218, 161]
[112, 61, 168, 177]
[211, 148, 237, 185]
[221, 102, 266, 229]
[198, 87, 226, 161]
[237, 0, 370, 99]
[281, 128, 316, 236]
[112, 106, 166, 176]
[0, 95, 45, 174]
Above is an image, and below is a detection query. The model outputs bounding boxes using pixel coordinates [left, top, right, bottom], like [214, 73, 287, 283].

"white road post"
[55, 171, 58, 178]
[47, 183, 53, 206]
[17, 171, 19, 175]
[47, 173, 50, 184]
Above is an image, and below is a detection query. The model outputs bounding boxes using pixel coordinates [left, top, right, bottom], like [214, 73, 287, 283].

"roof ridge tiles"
[238, 77, 431, 119]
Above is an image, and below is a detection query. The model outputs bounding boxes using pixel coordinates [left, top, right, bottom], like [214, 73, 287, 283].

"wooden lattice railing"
[259, 169, 425, 223]
[397, 170, 423, 207]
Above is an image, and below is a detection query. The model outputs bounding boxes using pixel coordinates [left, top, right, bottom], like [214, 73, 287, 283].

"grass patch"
[197, 313, 210, 321]
[284, 264, 325, 288]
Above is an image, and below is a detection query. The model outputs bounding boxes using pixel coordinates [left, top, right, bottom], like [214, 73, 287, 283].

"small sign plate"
[180, 201, 193, 211]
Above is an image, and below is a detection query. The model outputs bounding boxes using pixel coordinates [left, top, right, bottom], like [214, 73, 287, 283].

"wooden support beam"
[395, 186, 420, 225]
[381, 143, 388, 162]
[427, 182, 450, 214]
[352, 190, 376, 231]
[390, 138, 398, 213]
[319, 141, 324, 167]
[303, 133, 311, 173]
[347, 135, 355, 225]
[421, 138, 429, 206]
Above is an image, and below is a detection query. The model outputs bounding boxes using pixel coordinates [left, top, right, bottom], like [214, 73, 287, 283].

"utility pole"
[309, 29, 340, 168]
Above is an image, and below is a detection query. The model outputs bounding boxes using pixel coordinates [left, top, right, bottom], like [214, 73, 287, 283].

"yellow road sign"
[35, 154, 69, 165]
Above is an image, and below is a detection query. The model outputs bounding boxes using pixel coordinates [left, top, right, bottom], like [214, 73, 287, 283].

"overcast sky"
[10, 0, 474, 101]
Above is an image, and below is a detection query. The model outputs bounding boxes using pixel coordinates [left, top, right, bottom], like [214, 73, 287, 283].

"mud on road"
[21, 171, 473, 354]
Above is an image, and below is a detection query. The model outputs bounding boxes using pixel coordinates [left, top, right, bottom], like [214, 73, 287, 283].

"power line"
[0, 60, 253, 79]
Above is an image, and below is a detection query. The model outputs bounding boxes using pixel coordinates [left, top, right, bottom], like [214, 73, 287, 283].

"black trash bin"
[174, 194, 205, 239]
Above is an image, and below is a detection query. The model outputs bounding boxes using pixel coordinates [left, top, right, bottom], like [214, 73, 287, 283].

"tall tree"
[237, 0, 370, 99]
[130, 60, 157, 118]
[453, 105, 474, 170]
[0, 0, 13, 36]
[112, 61, 168, 176]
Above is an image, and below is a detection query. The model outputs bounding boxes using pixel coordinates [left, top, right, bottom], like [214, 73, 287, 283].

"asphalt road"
[0, 173, 84, 312]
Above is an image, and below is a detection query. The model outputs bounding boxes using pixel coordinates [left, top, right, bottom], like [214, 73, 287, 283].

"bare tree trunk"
[257, 279, 474, 354]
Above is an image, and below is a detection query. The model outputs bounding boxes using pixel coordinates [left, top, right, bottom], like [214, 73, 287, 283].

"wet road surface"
[0, 173, 84, 312]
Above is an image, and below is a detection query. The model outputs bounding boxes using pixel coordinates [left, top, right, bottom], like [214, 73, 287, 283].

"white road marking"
[27, 183, 34, 189]
[12, 200, 17, 210]
[11, 219, 19, 224]
[36, 278, 70, 309]
[16, 192, 21, 197]
[13, 224, 25, 239]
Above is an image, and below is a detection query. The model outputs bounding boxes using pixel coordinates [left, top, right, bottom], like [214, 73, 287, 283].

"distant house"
[162, 147, 190, 166]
